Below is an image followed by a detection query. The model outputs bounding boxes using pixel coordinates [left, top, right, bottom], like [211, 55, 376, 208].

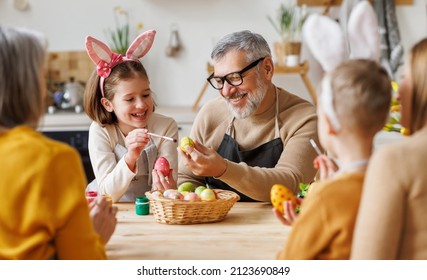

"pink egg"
[154, 157, 171, 176]
[169, 191, 184, 200]
[184, 192, 200, 202]
[163, 189, 183, 200]
[163, 189, 177, 198]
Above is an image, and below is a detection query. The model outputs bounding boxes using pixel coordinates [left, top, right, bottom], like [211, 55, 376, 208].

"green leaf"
[297, 182, 310, 198]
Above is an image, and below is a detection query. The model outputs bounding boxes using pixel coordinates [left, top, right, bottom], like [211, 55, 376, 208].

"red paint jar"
[85, 191, 98, 203]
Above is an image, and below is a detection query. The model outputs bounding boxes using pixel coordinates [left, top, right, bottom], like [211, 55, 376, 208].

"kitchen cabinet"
[39, 106, 197, 149]
[38, 106, 197, 182]
[39, 106, 197, 135]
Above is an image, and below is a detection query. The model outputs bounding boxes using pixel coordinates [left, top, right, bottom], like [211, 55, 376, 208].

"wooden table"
[106, 202, 290, 260]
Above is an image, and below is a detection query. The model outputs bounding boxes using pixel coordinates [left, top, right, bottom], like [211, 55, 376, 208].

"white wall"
[1, 0, 426, 107]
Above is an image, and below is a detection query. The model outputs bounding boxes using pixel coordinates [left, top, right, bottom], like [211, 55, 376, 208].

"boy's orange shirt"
[277, 172, 364, 260]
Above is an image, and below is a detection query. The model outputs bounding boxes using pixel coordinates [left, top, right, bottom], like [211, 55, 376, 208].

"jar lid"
[86, 191, 98, 197]
[136, 196, 149, 203]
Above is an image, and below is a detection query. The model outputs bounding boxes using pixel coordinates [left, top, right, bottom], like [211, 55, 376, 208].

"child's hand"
[273, 199, 301, 226]
[314, 155, 339, 180]
[89, 196, 117, 244]
[152, 169, 176, 190]
[124, 128, 150, 171]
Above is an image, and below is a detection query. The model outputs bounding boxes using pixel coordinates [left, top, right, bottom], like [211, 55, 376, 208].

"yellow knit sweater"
[277, 173, 364, 259]
[0, 126, 106, 259]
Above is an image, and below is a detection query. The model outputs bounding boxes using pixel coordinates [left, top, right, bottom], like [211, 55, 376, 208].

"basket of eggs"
[145, 186, 240, 225]
[147, 138, 240, 225]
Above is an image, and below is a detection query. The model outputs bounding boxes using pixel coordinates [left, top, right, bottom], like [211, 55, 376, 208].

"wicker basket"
[145, 189, 240, 225]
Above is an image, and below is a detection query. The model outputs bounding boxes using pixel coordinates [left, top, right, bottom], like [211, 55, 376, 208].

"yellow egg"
[270, 184, 297, 215]
[180, 136, 195, 153]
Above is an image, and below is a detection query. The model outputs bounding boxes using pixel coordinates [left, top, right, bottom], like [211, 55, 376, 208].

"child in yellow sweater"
[276, 59, 391, 259]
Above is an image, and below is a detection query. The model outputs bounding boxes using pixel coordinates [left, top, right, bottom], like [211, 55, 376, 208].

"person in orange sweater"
[276, 59, 391, 259]
[0, 26, 117, 259]
[351, 38, 427, 260]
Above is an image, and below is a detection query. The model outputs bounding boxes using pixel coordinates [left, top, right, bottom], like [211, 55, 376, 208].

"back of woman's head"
[84, 60, 148, 125]
[329, 59, 391, 136]
[0, 26, 46, 128]
[409, 38, 427, 133]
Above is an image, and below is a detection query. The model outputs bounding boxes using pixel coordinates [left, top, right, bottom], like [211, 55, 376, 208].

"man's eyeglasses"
[207, 57, 265, 90]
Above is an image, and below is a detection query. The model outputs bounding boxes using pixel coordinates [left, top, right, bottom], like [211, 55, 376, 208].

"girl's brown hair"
[84, 60, 149, 125]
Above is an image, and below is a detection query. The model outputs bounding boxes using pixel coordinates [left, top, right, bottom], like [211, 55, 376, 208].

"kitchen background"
[1, 0, 424, 182]
[1, 0, 425, 108]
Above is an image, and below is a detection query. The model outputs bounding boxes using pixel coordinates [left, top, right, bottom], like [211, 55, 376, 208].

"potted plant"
[106, 6, 144, 55]
[268, 3, 307, 66]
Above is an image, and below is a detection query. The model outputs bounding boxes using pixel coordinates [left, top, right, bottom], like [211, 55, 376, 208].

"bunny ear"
[347, 1, 380, 61]
[126, 29, 156, 60]
[302, 14, 347, 72]
[85, 36, 113, 65]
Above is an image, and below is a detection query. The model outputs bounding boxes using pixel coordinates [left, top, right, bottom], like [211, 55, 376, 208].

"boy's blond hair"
[324, 59, 391, 136]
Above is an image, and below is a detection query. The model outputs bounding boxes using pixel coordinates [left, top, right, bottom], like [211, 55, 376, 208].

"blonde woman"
[351, 38, 427, 260]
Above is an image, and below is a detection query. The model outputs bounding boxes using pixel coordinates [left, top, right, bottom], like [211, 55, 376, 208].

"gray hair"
[0, 26, 47, 128]
[211, 30, 271, 63]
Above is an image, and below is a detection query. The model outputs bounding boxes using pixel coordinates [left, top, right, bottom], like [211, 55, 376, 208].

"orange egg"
[270, 184, 297, 215]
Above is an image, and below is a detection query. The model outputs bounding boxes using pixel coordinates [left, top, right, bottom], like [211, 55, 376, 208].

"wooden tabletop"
[106, 202, 290, 260]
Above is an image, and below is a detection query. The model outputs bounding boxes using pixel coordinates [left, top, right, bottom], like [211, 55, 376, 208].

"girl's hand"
[89, 196, 117, 243]
[151, 169, 176, 190]
[313, 155, 339, 180]
[124, 128, 150, 171]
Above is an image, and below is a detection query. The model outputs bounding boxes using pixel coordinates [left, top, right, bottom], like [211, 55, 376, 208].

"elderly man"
[178, 30, 318, 202]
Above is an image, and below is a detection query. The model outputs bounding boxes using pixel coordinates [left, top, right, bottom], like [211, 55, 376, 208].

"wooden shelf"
[297, 0, 413, 6]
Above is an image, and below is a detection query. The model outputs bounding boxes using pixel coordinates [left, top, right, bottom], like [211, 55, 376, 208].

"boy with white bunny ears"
[84, 30, 178, 203]
[276, 1, 392, 259]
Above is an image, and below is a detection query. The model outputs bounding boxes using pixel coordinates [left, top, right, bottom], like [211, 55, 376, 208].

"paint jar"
[85, 191, 98, 204]
[135, 196, 150, 215]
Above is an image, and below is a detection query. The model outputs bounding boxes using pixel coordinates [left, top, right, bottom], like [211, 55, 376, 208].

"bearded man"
[178, 30, 318, 202]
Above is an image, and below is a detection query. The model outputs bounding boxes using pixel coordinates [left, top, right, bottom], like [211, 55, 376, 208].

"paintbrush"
[147, 132, 177, 142]
[309, 138, 323, 156]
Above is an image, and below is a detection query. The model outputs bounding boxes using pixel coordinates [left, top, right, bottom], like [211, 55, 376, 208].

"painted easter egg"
[154, 157, 171, 176]
[179, 136, 195, 153]
[270, 184, 297, 215]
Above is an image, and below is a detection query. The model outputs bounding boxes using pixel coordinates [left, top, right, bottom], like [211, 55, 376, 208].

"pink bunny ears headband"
[85, 29, 156, 97]
[302, 0, 380, 131]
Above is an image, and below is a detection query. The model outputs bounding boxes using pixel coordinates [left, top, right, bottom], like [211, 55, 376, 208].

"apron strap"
[226, 119, 235, 137]
[274, 87, 280, 138]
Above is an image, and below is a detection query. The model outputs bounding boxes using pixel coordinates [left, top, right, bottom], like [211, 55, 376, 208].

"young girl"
[84, 30, 178, 203]
[276, 59, 391, 259]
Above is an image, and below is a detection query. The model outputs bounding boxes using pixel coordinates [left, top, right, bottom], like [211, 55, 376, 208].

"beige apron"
[87, 128, 158, 202]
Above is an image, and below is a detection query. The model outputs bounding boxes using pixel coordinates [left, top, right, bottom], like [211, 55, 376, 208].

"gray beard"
[225, 78, 267, 119]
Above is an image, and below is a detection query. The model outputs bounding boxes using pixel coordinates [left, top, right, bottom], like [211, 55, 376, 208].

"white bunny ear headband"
[85, 29, 156, 97]
[302, 0, 380, 131]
